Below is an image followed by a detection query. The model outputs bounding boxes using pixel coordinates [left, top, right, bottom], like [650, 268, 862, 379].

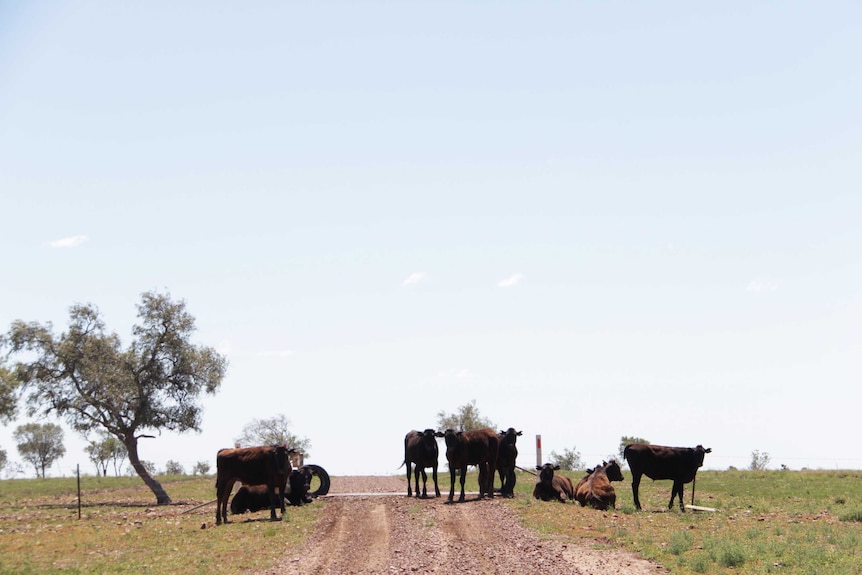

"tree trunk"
[125, 438, 172, 505]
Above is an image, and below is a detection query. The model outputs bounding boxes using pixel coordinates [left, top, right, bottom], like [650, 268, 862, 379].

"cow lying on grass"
[230, 467, 314, 515]
[575, 460, 624, 510]
[532, 463, 574, 503]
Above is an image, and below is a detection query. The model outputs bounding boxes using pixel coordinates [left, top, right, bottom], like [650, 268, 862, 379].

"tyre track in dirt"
[259, 476, 664, 575]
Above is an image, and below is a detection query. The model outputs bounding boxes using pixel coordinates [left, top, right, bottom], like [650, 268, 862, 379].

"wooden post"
[77, 464, 82, 520]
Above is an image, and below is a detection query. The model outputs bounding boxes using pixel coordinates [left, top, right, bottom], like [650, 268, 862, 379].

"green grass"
[509, 468, 862, 575]
[3, 469, 862, 574]
[0, 474, 321, 575]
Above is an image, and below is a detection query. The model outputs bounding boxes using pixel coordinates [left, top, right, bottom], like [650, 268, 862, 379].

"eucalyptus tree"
[235, 414, 311, 455]
[436, 400, 496, 432]
[6, 291, 227, 504]
[14, 422, 65, 478]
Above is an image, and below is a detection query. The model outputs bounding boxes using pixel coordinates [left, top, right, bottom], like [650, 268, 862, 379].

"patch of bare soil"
[259, 476, 664, 575]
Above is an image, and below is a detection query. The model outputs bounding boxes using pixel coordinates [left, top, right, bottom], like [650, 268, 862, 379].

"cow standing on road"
[623, 443, 712, 511]
[443, 428, 499, 502]
[403, 429, 444, 498]
[496, 428, 522, 498]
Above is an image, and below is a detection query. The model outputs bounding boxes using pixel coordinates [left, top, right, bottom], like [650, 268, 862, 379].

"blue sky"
[2, 1, 861, 477]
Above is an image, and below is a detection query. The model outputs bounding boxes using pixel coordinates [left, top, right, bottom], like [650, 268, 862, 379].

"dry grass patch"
[0, 475, 322, 575]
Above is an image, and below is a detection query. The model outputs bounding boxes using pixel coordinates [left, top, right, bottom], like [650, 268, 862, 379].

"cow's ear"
[705, 448, 712, 453]
[434, 431, 445, 437]
[535, 465, 543, 471]
[554, 465, 561, 470]
[517, 431, 523, 436]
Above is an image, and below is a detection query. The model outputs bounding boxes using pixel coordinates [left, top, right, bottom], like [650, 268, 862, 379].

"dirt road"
[261, 476, 663, 575]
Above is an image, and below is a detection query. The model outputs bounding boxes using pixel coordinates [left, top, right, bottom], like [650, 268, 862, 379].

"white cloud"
[402, 272, 428, 287]
[746, 279, 779, 293]
[47, 235, 89, 248]
[498, 273, 524, 288]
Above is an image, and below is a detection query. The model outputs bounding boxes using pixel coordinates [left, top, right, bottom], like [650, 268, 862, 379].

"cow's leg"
[671, 480, 685, 512]
[216, 478, 234, 525]
[406, 461, 413, 497]
[432, 464, 440, 497]
[631, 472, 642, 510]
[448, 466, 456, 502]
[268, 484, 282, 521]
[420, 467, 428, 498]
[458, 465, 467, 502]
[413, 465, 422, 498]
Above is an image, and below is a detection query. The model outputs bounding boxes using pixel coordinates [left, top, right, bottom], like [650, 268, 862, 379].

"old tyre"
[303, 464, 331, 497]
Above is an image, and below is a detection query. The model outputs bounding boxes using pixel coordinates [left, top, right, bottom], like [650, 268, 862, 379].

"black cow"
[623, 443, 712, 511]
[496, 428, 522, 497]
[215, 445, 293, 525]
[532, 463, 574, 502]
[443, 428, 499, 502]
[403, 429, 444, 498]
[286, 467, 314, 506]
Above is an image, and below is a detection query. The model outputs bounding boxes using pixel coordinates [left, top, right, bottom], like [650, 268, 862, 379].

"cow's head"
[273, 445, 292, 475]
[536, 463, 560, 483]
[694, 445, 712, 467]
[442, 429, 461, 447]
[499, 428, 523, 445]
[605, 460, 624, 482]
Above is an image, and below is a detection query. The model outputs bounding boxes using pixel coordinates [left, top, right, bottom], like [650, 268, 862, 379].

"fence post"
[536, 435, 542, 468]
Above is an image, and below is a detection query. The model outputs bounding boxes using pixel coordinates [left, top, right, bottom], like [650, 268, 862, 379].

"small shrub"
[839, 509, 862, 523]
[668, 530, 693, 556]
[716, 543, 746, 567]
[689, 551, 711, 573]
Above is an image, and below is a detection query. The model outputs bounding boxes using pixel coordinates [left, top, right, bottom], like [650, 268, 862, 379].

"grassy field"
[511, 468, 862, 575]
[1, 470, 861, 574]
[0, 474, 320, 575]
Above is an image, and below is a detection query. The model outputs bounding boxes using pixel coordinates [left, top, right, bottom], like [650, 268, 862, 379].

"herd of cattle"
[211, 430, 712, 525]
[404, 428, 712, 512]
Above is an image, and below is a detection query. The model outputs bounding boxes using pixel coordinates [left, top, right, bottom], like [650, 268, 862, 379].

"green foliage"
[0, 362, 19, 424]
[164, 460, 185, 475]
[839, 509, 862, 522]
[436, 399, 495, 432]
[0, 446, 6, 473]
[85, 431, 127, 476]
[235, 414, 312, 455]
[549, 446, 585, 471]
[5, 291, 227, 504]
[192, 460, 211, 475]
[13, 421, 65, 478]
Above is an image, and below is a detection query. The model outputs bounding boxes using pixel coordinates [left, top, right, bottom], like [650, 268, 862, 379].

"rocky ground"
[259, 476, 664, 575]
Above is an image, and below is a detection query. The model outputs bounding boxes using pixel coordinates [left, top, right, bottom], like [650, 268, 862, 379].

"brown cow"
[215, 445, 292, 525]
[575, 460, 624, 510]
[443, 428, 499, 502]
[403, 429, 444, 498]
[496, 428, 522, 497]
[532, 463, 575, 502]
[624, 443, 712, 511]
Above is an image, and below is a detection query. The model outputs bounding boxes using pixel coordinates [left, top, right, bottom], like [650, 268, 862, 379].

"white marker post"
[536, 434, 542, 468]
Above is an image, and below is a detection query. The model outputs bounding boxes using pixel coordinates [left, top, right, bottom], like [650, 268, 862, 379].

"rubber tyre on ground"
[303, 464, 331, 497]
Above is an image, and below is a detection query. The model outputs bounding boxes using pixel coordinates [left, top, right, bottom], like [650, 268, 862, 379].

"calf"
[575, 460, 624, 510]
[496, 428, 522, 498]
[624, 443, 712, 511]
[403, 429, 443, 498]
[286, 467, 314, 506]
[532, 463, 575, 503]
[215, 444, 292, 525]
[443, 428, 499, 502]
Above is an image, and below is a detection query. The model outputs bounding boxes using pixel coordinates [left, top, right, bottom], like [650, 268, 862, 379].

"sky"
[1, 1, 861, 479]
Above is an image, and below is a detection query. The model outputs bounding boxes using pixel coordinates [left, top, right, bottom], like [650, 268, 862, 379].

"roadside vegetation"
[0, 474, 320, 575]
[511, 468, 862, 575]
[1, 469, 861, 574]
